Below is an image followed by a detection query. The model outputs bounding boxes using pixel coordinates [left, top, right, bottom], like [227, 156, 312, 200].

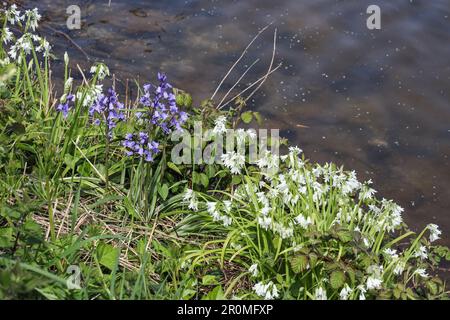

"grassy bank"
[0, 5, 449, 300]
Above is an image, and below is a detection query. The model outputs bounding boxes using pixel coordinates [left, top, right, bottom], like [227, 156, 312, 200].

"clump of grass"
[0, 4, 448, 300]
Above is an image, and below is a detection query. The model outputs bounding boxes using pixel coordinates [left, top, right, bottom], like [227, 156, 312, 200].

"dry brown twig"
[211, 24, 281, 111]
[210, 23, 273, 102]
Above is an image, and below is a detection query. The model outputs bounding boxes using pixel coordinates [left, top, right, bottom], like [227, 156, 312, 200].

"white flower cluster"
[339, 284, 352, 300]
[25, 8, 41, 31]
[428, 224, 441, 243]
[366, 265, 383, 291]
[221, 151, 245, 175]
[183, 188, 199, 211]
[76, 84, 103, 107]
[7, 33, 51, 61]
[206, 201, 232, 227]
[90, 64, 110, 81]
[183, 137, 443, 299]
[248, 263, 258, 277]
[4, 5, 41, 30]
[195, 146, 419, 245]
[414, 245, 428, 260]
[314, 287, 327, 300]
[253, 281, 279, 300]
[212, 116, 227, 135]
[2, 6, 50, 61]
[4, 4, 24, 26]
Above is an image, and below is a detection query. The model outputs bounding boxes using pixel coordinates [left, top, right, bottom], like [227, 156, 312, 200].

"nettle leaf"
[176, 94, 185, 106]
[337, 231, 353, 243]
[289, 254, 309, 274]
[64, 154, 78, 169]
[378, 290, 392, 300]
[276, 274, 284, 284]
[1, 207, 21, 220]
[241, 111, 253, 124]
[183, 94, 193, 108]
[346, 267, 356, 284]
[330, 270, 346, 289]
[393, 287, 402, 299]
[359, 255, 374, 269]
[427, 280, 438, 295]
[309, 253, 318, 268]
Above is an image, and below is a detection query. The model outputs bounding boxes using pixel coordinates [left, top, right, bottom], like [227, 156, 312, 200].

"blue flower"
[122, 132, 160, 162]
[137, 73, 189, 134]
[89, 88, 126, 139]
[56, 93, 75, 118]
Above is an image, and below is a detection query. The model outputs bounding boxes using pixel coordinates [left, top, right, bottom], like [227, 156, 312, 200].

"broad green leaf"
[96, 242, 119, 271]
[199, 173, 209, 188]
[289, 254, 308, 274]
[241, 111, 253, 124]
[337, 231, 353, 243]
[330, 270, 346, 289]
[158, 184, 169, 200]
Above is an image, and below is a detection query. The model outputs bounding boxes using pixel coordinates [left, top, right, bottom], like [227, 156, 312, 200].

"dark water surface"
[22, 0, 450, 244]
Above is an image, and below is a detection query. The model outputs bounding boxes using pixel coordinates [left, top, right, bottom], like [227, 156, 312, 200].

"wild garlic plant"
[182, 117, 447, 300]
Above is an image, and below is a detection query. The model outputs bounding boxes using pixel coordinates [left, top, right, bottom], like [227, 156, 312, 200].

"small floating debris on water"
[368, 138, 389, 148]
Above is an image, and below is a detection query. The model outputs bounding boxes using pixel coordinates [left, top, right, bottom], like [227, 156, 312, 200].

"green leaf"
[427, 280, 438, 295]
[202, 275, 219, 285]
[231, 175, 241, 185]
[176, 94, 184, 106]
[309, 253, 318, 268]
[205, 165, 216, 178]
[0, 227, 14, 248]
[96, 242, 119, 271]
[64, 154, 77, 169]
[337, 231, 353, 243]
[346, 268, 356, 284]
[241, 111, 253, 124]
[158, 184, 169, 200]
[183, 94, 193, 108]
[167, 162, 182, 175]
[1, 207, 21, 220]
[276, 274, 284, 284]
[289, 254, 309, 274]
[330, 270, 346, 289]
[199, 173, 209, 188]
[192, 171, 200, 185]
[202, 285, 224, 300]
[253, 112, 263, 125]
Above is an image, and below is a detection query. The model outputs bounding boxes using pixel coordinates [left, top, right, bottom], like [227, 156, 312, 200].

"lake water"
[21, 0, 450, 245]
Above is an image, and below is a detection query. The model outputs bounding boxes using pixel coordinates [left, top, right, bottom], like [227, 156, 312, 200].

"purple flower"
[122, 132, 160, 162]
[56, 93, 75, 118]
[89, 88, 126, 139]
[137, 73, 189, 134]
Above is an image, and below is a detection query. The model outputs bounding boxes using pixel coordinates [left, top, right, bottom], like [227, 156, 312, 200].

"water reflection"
[23, 0, 450, 245]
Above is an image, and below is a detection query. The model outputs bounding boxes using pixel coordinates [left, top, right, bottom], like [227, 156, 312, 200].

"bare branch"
[210, 22, 273, 101]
